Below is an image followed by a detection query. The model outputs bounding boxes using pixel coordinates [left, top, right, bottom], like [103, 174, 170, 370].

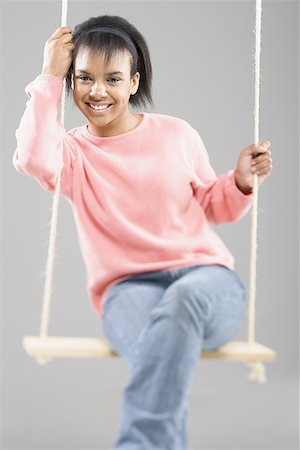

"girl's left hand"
[234, 140, 273, 194]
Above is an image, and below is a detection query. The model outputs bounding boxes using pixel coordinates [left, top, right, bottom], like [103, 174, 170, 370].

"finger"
[252, 160, 272, 173]
[257, 166, 272, 176]
[258, 140, 271, 148]
[251, 150, 271, 163]
[254, 160, 272, 172]
[49, 26, 72, 39]
[252, 146, 271, 160]
[243, 144, 268, 158]
[251, 161, 273, 175]
[60, 33, 74, 44]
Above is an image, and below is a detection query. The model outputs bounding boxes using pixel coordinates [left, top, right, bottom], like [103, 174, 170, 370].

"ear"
[130, 72, 140, 95]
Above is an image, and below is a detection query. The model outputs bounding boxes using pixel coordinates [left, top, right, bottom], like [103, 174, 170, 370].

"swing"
[22, 0, 276, 383]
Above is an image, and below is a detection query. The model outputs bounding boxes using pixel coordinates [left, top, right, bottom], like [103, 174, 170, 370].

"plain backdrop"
[1, 1, 299, 449]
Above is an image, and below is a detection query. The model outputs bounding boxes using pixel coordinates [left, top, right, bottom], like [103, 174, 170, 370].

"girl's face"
[73, 47, 140, 137]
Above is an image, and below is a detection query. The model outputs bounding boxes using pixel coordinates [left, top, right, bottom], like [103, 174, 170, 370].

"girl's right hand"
[41, 27, 75, 80]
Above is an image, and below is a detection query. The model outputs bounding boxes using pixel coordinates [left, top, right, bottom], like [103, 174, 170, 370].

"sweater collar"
[80, 112, 147, 143]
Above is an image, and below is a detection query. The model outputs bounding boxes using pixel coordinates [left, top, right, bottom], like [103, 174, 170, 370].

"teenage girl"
[13, 15, 272, 450]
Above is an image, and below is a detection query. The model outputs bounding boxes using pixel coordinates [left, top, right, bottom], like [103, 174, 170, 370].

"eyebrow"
[75, 70, 124, 76]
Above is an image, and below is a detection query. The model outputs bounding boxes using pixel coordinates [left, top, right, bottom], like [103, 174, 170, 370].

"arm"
[13, 26, 75, 199]
[192, 126, 270, 224]
[193, 169, 254, 225]
[12, 74, 73, 199]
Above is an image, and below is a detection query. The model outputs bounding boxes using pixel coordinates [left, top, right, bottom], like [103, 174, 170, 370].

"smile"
[86, 103, 112, 112]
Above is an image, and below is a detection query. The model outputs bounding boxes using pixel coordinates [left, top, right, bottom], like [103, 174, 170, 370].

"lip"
[85, 102, 113, 114]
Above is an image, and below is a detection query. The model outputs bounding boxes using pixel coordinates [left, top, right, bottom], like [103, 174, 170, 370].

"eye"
[76, 76, 91, 81]
[108, 77, 120, 84]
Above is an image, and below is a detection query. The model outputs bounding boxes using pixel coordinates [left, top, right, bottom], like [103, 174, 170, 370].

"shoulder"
[64, 125, 86, 150]
[144, 112, 196, 136]
[65, 126, 81, 138]
[60, 126, 84, 160]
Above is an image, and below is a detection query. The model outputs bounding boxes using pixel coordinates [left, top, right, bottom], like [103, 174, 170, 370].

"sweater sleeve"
[12, 74, 73, 200]
[189, 126, 253, 225]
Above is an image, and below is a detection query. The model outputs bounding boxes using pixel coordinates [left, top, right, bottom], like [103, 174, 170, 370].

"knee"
[150, 282, 211, 337]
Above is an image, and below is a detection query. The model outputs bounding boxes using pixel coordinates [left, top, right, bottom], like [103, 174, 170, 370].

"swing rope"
[247, 0, 264, 382]
[39, 0, 68, 345]
[36, 0, 269, 382]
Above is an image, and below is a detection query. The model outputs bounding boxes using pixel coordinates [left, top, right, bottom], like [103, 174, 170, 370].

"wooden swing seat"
[23, 335, 276, 364]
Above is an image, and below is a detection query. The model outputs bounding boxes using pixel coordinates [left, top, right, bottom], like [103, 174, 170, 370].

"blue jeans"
[102, 264, 246, 450]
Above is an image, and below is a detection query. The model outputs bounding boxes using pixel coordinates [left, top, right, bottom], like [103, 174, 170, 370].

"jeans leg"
[177, 396, 188, 450]
[112, 308, 203, 450]
[102, 278, 166, 365]
[110, 268, 206, 450]
[104, 264, 245, 450]
[103, 269, 194, 450]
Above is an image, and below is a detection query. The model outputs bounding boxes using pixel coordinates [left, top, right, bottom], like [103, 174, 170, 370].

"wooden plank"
[201, 341, 276, 362]
[23, 336, 276, 363]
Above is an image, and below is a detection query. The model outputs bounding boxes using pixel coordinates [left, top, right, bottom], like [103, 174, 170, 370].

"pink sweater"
[13, 74, 253, 318]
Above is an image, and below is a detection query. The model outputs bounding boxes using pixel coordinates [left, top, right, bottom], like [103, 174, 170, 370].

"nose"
[90, 81, 107, 98]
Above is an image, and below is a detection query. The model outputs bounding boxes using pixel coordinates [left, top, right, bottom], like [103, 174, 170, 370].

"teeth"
[89, 103, 110, 110]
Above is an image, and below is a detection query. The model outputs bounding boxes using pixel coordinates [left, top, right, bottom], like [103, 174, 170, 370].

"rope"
[248, 0, 262, 345]
[245, 0, 267, 383]
[37, 0, 69, 364]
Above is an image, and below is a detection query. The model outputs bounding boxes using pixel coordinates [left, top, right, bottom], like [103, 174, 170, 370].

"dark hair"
[66, 15, 154, 109]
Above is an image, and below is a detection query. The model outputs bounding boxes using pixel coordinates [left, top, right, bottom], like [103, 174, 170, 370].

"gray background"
[1, 0, 299, 449]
